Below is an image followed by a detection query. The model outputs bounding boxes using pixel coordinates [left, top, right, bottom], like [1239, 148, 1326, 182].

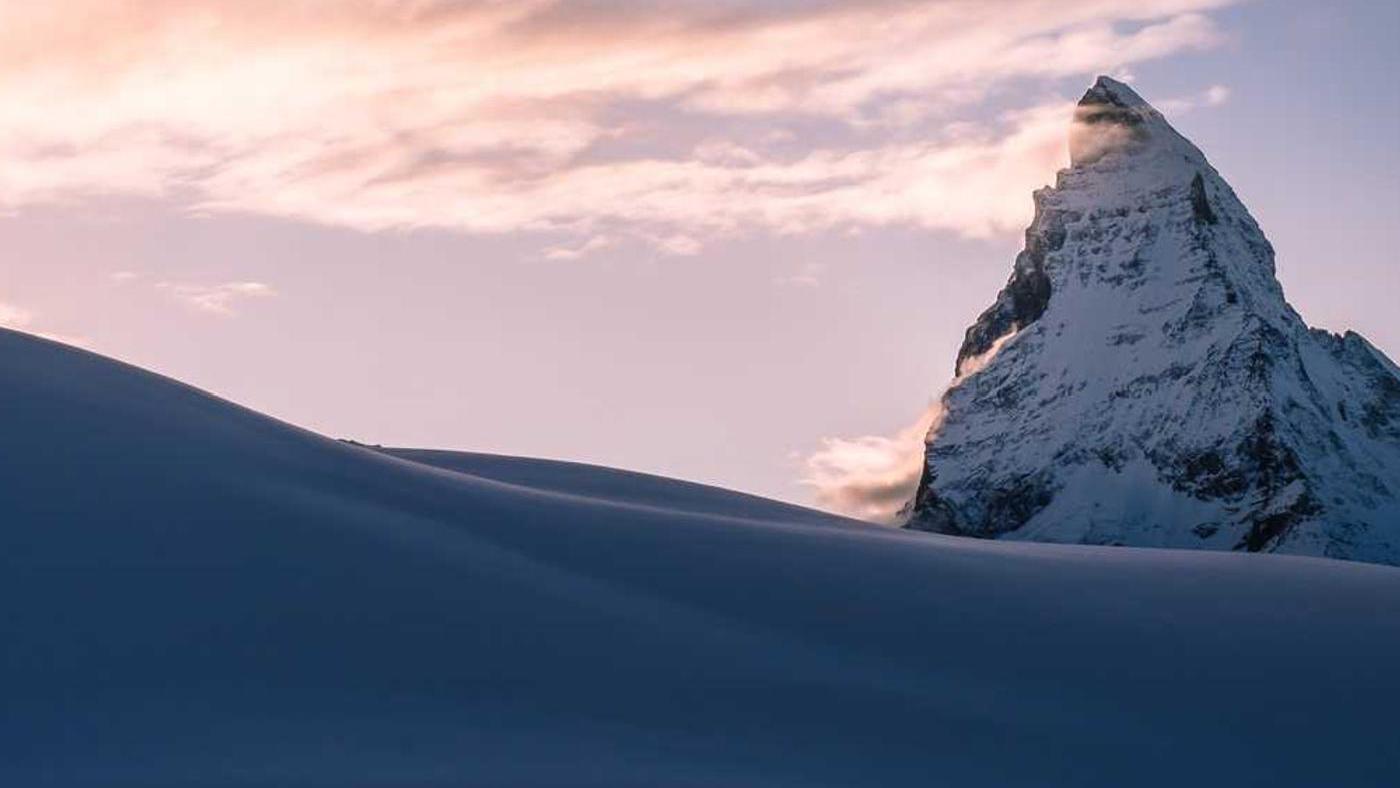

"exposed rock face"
[906, 76, 1400, 565]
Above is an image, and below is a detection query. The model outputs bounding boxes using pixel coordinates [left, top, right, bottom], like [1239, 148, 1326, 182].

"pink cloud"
[156, 281, 277, 316]
[0, 300, 90, 347]
[0, 1, 1239, 245]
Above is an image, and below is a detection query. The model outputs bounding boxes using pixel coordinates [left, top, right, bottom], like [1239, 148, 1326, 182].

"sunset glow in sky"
[2, 0, 1396, 510]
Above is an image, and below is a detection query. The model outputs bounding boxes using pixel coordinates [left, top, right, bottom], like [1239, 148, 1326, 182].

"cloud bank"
[0, 1, 1236, 251]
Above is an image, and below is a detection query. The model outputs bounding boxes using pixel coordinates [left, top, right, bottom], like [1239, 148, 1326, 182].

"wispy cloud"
[773, 261, 826, 288]
[1157, 83, 1232, 113]
[0, 302, 37, 332]
[1204, 84, 1232, 106]
[0, 1, 1238, 248]
[541, 235, 616, 261]
[156, 281, 277, 316]
[0, 303, 35, 329]
[0, 300, 89, 347]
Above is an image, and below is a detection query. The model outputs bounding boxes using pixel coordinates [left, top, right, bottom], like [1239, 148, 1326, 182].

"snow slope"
[2, 326, 1399, 787]
[908, 77, 1400, 564]
[381, 447, 837, 526]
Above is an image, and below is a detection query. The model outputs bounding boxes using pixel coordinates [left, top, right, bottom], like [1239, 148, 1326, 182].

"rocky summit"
[905, 76, 1400, 565]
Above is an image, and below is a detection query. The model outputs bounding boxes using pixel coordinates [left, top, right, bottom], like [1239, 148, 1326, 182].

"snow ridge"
[2, 291, 1400, 784]
[906, 77, 1400, 565]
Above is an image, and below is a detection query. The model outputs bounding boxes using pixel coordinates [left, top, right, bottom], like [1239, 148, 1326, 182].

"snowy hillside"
[908, 77, 1400, 565]
[3, 326, 1399, 786]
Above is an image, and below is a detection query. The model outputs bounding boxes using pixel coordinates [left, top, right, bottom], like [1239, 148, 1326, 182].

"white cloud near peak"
[1156, 83, 1233, 114]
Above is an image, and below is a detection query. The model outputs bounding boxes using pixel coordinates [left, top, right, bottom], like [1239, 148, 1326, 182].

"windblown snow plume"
[803, 403, 944, 523]
[804, 333, 1015, 521]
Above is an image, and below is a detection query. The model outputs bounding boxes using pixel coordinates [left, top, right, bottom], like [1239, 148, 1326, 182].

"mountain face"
[905, 77, 1400, 565]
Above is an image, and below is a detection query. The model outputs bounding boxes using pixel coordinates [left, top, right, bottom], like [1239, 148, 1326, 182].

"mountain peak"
[1069, 76, 1188, 167]
[1080, 75, 1150, 108]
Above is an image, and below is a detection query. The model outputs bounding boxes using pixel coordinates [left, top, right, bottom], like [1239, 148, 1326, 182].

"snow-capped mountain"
[906, 76, 1400, 565]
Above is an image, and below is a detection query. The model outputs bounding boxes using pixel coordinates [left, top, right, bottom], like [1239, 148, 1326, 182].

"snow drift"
[2, 326, 1398, 786]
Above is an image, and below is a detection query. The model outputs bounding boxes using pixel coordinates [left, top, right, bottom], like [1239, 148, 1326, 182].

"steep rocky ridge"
[907, 77, 1400, 565]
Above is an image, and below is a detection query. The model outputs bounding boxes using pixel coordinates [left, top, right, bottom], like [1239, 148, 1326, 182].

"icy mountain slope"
[2, 326, 1399, 787]
[908, 77, 1400, 565]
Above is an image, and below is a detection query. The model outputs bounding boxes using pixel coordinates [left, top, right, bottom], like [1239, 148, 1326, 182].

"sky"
[2, 0, 1397, 514]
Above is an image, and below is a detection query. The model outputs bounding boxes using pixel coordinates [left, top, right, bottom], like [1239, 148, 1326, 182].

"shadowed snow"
[1, 326, 1398, 787]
